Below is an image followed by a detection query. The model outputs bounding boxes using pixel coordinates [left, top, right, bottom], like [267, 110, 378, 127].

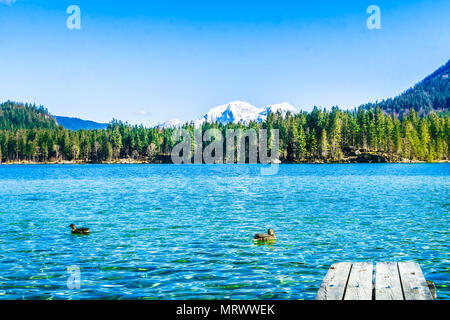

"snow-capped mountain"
[203, 101, 263, 124]
[158, 101, 298, 128]
[258, 103, 298, 117]
[158, 119, 184, 128]
[199, 101, 298, 125]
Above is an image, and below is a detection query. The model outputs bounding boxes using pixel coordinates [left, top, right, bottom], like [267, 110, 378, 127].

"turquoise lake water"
[0, 164, 449, 300]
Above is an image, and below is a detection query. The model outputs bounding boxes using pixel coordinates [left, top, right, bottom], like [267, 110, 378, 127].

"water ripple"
[0, 164, 448, 300]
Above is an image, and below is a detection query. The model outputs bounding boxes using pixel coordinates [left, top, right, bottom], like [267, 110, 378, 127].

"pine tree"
[320, 129, 329, 159]
[330, 109, 343, 160]
[297, 125, 306, 160]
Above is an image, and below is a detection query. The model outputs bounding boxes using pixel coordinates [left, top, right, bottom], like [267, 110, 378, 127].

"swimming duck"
[253, 228, 276, 241]
[69, 224, 90, 235]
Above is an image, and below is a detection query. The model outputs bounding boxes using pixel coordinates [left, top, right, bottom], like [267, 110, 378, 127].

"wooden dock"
[316, 262, 435, 300]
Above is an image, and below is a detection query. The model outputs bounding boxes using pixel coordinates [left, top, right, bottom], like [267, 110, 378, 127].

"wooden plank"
[398, 262, 433, 300]
[375, 262, 404, 300]
[426, 280, 437, 299]
[315, 262, 352, 300]
[344, 262, 373, 300]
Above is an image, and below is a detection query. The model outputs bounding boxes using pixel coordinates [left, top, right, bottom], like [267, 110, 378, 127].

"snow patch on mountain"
[260, 103, 297, 116]
[158, 119, 184, 128]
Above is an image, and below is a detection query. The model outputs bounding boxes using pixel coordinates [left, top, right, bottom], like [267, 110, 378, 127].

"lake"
[0, 164, 448, 300]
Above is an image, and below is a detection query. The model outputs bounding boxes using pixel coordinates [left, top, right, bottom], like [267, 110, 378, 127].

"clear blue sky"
[0, 0, 449, 126]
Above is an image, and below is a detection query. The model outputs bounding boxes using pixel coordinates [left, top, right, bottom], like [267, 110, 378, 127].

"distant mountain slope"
[259, 103, 298, 118]
[53, 116, 108, 130]
[0, 101, 57, 130]
[158, 119, 185, 129]
[364, 59, 450, 116]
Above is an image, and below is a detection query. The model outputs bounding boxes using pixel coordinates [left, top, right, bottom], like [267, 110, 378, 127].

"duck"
[253, 228, 276, 241]
[69, 224, 90, 235]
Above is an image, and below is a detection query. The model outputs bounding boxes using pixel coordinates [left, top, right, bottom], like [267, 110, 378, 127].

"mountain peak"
[158, 119, 184, 128]
[365, 59, 450, 116]
[260, 103, 298, 116]
[203, 101, 262, 124]
[192, 101, 299, 126]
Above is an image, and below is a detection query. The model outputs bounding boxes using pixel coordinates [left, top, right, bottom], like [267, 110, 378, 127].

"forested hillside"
[0, 101, 57, 130]
[363, 60, 450, 116]
[0, 107, 448, 163]
[1, 61, 449, 164]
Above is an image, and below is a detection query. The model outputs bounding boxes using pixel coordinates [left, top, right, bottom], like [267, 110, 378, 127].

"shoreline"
[1, 159, 449, 165]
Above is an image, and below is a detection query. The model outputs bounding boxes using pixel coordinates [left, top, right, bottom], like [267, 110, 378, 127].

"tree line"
[0, 101, 57, 130]
[0, 105, 448, 163]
